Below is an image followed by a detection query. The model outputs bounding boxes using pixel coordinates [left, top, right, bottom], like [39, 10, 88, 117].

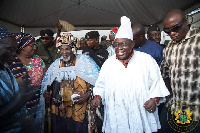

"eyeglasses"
[163, 18, 186, 34]
[27, 43, 36, 48]
[113, 42, 130, 48]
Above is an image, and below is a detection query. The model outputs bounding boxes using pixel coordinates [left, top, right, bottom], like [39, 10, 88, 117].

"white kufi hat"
[115, 16, 133, 41]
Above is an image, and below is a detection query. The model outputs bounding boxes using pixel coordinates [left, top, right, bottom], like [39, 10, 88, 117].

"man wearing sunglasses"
[160, 9, 200, 133]
[36, 29, 60, 69]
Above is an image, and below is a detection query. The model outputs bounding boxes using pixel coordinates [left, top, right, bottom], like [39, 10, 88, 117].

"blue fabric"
[0, 64, 21, 132]
[10, 56, 27, 78]
[134, 40, 163, 66]
[41, 54, 100, 91]
[14, 33, 35, 52]
[0, 26, 12, 40]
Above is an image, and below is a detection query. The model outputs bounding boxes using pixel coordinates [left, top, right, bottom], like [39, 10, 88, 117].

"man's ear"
[147, 34, 150, 39]
[95, 38, 99, 43]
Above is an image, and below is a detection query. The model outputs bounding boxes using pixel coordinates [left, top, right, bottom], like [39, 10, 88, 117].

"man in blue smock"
[0, 26, 35, 132]
[132, 23, 163, 66]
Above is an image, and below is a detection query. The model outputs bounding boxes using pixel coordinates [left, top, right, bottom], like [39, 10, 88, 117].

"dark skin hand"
[91, 97, 156, 113]
[91, 98, 101, 110]
[73, 91, 90, 104]
[143, 99, 156, 113]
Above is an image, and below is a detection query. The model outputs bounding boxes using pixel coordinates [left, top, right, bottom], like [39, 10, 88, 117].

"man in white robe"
[91, 16, 170, 133]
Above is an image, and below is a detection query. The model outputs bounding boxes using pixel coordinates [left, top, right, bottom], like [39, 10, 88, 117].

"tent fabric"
[0, 0, 199, 36]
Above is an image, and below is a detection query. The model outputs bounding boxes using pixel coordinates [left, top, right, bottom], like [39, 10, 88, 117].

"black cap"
[40, 29, 54, 37]
[147, 24, 160, 32]
[85, 31, 100, 39]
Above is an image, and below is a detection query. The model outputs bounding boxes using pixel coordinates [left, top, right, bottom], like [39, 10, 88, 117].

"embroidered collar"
[116, 51, 134, 68]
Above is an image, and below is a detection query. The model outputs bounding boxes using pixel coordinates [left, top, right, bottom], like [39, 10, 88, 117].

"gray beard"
[63, 56, 71, 62]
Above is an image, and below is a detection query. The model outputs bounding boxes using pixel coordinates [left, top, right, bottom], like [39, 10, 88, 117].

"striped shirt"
[160, 27, 200, 120]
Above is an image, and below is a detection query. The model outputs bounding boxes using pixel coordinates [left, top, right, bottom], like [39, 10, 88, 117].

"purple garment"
[51, 81, 88, 133]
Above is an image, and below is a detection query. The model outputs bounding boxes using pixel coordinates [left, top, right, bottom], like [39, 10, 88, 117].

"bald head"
[163, 9, 189, 42]
[132, 23, 145, 36]
[131, 23, 146, 48]
[163, 9, 185, 24]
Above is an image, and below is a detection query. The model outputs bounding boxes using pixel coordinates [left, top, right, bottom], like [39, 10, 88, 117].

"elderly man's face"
[147, 31, 161, 44]
[114, 38, 134, 61]
[0, 37, 17, 63]
[163, 15, 188, 42]
[59, 45, 73, 61]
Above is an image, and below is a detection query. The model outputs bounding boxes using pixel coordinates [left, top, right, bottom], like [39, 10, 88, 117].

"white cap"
[115, 16, 133, 41]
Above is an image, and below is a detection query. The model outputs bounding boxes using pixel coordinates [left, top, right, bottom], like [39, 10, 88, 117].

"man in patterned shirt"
[160, 9, 200, 133]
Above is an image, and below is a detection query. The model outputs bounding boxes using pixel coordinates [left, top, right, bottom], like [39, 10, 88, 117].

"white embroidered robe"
[93, 51, 170, 133]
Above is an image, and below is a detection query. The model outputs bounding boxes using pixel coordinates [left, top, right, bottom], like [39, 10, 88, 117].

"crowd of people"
[0, 8, 199, 133]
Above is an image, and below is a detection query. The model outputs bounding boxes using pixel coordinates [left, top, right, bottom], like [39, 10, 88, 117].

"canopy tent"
[0, 0, 200, 36]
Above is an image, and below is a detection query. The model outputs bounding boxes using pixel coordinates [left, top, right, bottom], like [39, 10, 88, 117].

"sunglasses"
[163, 18, 186, 34]
[41, 37, 50, 40]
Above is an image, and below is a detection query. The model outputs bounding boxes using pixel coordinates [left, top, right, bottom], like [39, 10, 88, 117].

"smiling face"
[114, 38, 134, 61]
[147, 31, 161, 44]
[59, 45, 73, 61]
[20, 42, 36, 57]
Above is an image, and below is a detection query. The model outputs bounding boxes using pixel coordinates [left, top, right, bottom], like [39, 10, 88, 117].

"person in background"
[36, 29, 60, 69]
[147, 24, 166, 48]
[79, 37, 87, 50]
[160, 9, 200, 133]
[83, 31, 108, 68]
[76, 37, 88, 55]
[91, 16, 169, 133]
[42, 33, 100, 133]
[132, 23, 163, 66]
[35, 28, 61, 132]
[106, 27, 118, 58]
[101, 35, 107, 42]
[100, 35, 109, 49]
[0, 26, 35, 132]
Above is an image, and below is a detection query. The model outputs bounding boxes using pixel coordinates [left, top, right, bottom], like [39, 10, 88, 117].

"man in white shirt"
[91, 16, 170, 133]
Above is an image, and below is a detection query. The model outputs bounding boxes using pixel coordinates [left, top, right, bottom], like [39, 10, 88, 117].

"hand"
[73, 92, 89, 104]
[57, 23, 62, 31]
[20, 74, 32, 93]
[20, 74, 36, 102]
[43, 90, 52, 99]
[91, 98, 101, 110]
[143, 99, 156, 113]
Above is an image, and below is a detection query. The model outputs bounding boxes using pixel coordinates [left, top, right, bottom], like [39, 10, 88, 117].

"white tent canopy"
[0, 0, 200, 36]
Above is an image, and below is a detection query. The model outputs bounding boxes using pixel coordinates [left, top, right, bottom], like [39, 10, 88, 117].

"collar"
[116, 51, 134, 68]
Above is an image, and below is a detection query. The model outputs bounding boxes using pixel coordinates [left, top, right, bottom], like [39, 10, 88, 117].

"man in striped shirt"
[160, 9, 200, 133]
